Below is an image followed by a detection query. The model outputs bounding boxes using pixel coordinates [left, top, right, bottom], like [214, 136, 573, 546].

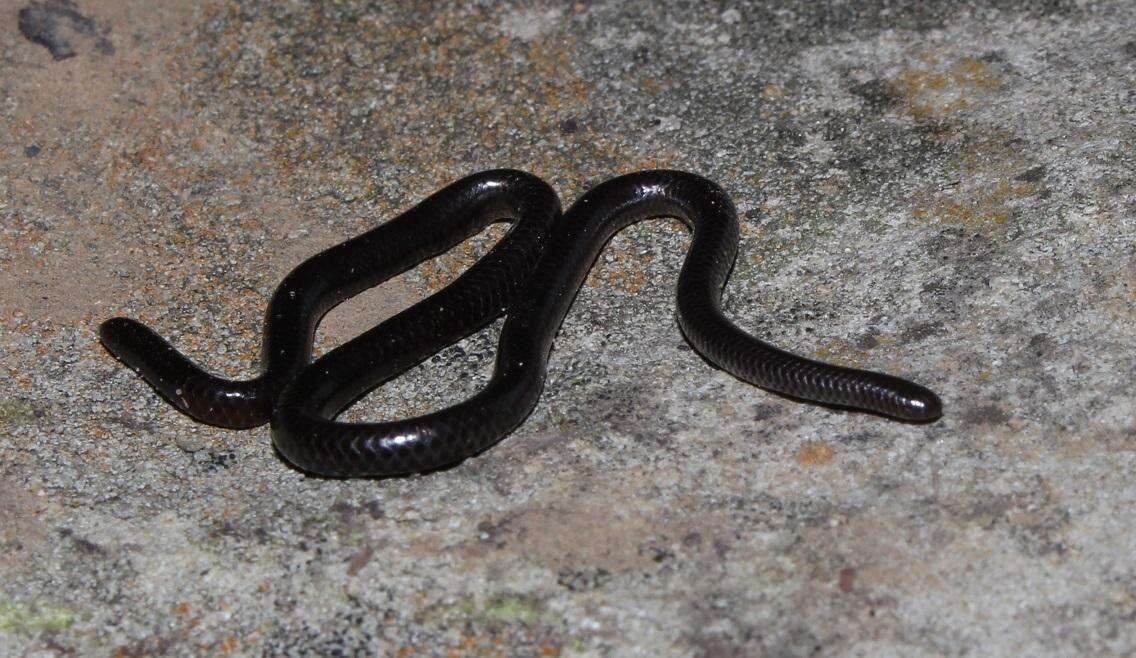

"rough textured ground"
[1, 0, 1134, 655]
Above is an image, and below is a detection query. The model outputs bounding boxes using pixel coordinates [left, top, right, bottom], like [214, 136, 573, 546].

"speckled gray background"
[1, 0, 1134, 655]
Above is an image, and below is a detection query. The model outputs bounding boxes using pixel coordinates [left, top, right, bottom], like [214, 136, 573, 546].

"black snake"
[100, 170, 942, 477]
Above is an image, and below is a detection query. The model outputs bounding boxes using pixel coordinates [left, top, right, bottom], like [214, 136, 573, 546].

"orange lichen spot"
[795, 441, 835, 466]
[238, 216, 263, 231]
[216, 636, 238, 653]
[893, 56, 1001, 120]
[913, 179, 1036, 229]
[896, 68, 950, 93]
[953, 57, 1000, 90]
[760, 83, 785, 100]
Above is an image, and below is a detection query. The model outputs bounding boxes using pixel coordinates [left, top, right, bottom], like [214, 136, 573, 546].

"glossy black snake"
[100, 170, 942, 477]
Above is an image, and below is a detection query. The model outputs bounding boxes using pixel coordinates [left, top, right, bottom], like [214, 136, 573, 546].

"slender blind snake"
[99, 169, 942, 477]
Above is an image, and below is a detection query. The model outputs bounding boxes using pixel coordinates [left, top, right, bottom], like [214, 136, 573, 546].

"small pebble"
[175, 434, 207, 453]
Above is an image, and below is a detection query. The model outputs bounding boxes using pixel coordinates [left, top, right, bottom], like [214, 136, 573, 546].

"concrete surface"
[1, 0, 1134, 655]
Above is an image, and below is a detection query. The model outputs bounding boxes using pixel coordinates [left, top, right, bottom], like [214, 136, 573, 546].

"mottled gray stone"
[1, 0, 1134, 656]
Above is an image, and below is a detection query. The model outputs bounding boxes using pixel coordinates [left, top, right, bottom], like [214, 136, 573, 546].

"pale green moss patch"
[0, 598, 75, 633]
[483, 593, 543, 625]
[0, 398, 38, 429]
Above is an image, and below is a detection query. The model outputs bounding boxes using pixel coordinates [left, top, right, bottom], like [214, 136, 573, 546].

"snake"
[99, 169, 942, 477]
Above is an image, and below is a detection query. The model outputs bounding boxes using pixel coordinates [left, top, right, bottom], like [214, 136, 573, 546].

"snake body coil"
[100, 170, 941, 477]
